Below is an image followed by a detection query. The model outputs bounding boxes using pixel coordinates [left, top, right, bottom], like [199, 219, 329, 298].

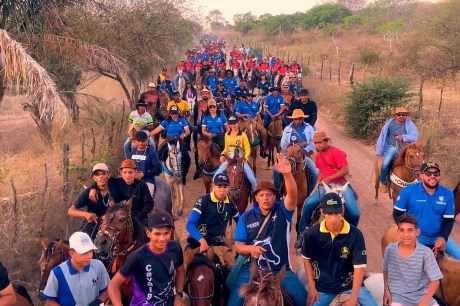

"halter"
[243, 120, 260, 146]
[198, 140, 220, 175]
[268, 120, 283, 139]
[285, 143, 305, 174]
[39, 241, 69, 291]
[167, 145, 183, 176]
[185, 253, 217, 302]
[228, 161, 245, 199]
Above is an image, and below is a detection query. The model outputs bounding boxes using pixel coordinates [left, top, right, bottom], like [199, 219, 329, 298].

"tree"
[337, 0, 366, 12]
[206, 10, 227, 30]
[233, 12, 257, 34]
[302, 3, 353, 30]
[375, 19, 404, 53]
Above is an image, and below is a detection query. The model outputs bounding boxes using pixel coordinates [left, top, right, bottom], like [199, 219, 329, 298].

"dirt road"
[170, 112, 460, 274]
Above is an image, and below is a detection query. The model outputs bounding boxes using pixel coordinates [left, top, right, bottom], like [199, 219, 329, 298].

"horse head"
[285, 143, 305, 173]
[185, 247, 217, 306]
[197, 136, 219, 169]
[241, 119, 259, 144]
[167, 141, 183, 180]
[394, 143, 425, 172]
[94, 200, 134, 261]
[240, 261, 290, 306]
[268, 119, 283, 140]
[226, 156, 245, 199]
[38, 238, 70, 292]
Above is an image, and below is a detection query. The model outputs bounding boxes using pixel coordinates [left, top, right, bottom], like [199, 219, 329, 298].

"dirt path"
[170, 111, 460, 274]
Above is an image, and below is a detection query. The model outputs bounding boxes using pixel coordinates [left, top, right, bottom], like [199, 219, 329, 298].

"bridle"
[285, 143, 305, 174]
[243, 120, 259, 145]
[167, 145, 183, 176]
[268, 120, 283, 139]
[198, 140, 219, 170]
[38, 241, 68, 291]
[228, 160, 245, 199]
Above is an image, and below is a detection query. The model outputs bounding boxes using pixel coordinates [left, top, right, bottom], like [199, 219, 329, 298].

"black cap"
[248, 89, 257, 97]
[320, 193, 343, 214]
[136, 99, 147, 107]
[300, 88, 309, 95]
[162, 67, 168, 71]
[173, 91, 180, 96]
[421, 161, 441, 173]
[269, 86, 280, 92]
[227, 114, 238, 124]
[213, 173, 230, 186]
[135, 131, 148, 141]
[147, 208, 175, 229]
[170, 105, 179, 113]
[218, 81, 224, 85]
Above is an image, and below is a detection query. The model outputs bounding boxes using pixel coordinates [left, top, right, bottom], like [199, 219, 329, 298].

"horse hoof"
[177, 209, 183, 217]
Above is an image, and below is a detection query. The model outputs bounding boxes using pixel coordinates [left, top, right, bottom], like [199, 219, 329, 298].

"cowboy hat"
[394, 106, 409, 115]
[287, 109, 309, 119]
[312, 130, 330, 143]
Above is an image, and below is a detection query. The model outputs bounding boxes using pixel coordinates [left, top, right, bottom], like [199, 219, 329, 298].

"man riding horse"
[376, 106, 419, 193]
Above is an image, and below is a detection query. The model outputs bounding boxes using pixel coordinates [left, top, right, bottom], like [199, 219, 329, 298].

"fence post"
[349, 63, 355, 85]
[9, 179, 18, 245]
[320, 58, 324, 80]
[338, 61, 342, 85]
[81, 129, 86, 165]
[63, 143, 70, 208]
[329, 60, 332, 82]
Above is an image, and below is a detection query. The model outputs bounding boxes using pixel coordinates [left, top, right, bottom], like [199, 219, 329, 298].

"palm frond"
[0, 29, 64, 120]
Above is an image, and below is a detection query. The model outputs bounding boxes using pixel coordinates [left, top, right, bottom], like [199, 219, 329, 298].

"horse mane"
[392, 145, 410, 168]
[199, 135, 211, 142]
[186, 253, 216, 275]
[240, 272, 293, 305]
[105, 203, 146, 240]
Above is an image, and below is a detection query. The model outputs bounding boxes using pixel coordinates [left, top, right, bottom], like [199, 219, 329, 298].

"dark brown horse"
[452, 181, 460, 218]
[197, 136, 222, 193]
[285, 143, 310, 235]
[226, 156, 250, 215]
[382, 225, 460, 305]
[184, 247, 224, 306]
[374, 143, 424, 202]
[239, 118, 267, 176]
[37, 236, 70, 293]
[240, 262, 293, 306]
[266, 118, 283, 170]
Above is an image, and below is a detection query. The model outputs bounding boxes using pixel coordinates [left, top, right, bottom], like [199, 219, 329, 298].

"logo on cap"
[218, 175, 228, 181]
[326, 199, 337, 206]
[426, 162, 436, 167]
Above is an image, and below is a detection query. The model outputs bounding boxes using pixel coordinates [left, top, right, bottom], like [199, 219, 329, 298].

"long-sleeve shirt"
[221, 131, 251, 160]
[281, 122, 315, 153]
[375, 118, 418, 156]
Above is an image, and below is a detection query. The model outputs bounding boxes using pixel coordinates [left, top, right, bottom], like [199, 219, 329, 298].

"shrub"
[345, 77, 415, 139]
[342, 15, 364, 29]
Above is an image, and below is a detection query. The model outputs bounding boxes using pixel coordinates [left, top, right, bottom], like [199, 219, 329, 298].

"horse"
[195, 68, 202, 91]
[245, 68, 260, 90]
[285, 143, 310, 235]
[197, 136, 221, 193]
[153, 177, 173, 218]
[374, 143, 424, 202]
[382, 225, 460, 305]
[217, 67, 226, 80]
[226, 156, 250, 215]
[158, 90, 170, 120]
[184, 247, 224, 306]
[452, 181, 460, 218]
[163, 140, 185, 217]
[37, 236, 70, 293]
[13, 285, 33, 306]
[266, 118, 283, 170]
[239, 118, 266, 176]
[175, 71, 188, 96]
[240, 262, 293, 306]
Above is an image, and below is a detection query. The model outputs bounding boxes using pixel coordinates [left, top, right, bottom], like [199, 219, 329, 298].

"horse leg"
[267, 143, 272, 170]
[374, 157, 383, 199]
[177, 182, 184, 217]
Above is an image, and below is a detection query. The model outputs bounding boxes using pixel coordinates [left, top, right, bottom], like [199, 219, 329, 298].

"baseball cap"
[320, 193, 343, 214]
[92, 163, 109, 174]
[421, 161, 441, 173]
[135, 131, 148, 141]
[147, 82, 157, 87]
[170, 105, 179, 114]
[228, 114, 238, 124]
[162, 67, 168, 71]
[69, 232, 97, 254]
[300, 88, 309, 95]
[147, 208, 175, 229]
[173, 91, 180, 96]
[213, 173, 230, 186]
[119, 159, 137, 170]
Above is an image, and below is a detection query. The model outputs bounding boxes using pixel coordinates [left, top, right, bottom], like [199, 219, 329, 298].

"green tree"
[207, 9, 227, 31]
[233, 12, 257, 33]
[375, 19, 404, 52]
[302, 3, 353, 30]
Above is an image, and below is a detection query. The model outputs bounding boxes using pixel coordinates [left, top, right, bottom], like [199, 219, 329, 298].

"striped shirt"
[383, 242, 442, 306]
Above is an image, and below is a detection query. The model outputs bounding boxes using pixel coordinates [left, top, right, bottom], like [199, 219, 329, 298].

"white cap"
[69, 232, 97, 254]
[147, 82, 157, 87]
[92, 163, 109, 174]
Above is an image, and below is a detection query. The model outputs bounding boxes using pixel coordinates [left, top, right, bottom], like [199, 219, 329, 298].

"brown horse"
[374, 143, 424, 202]
[266, 118, 283, 170]
[197, 136, 222, 193]
[285, 143, 310, 235]
[452, 181, 460, 218]
[240, 262, 293, 306]
[158, 90, 170, 120]
[226, 156, 250, 215]
[37, 237, 70, 293]
[382, 225, 460, 305]
[239, 118, 267, 176]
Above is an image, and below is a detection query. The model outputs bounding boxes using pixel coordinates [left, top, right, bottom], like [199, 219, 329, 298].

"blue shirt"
[235, 101, 259, 119]
[394, 183, 455, 238]
[280, 122, 315, 153]
[160, 118, 188, 137]
[205, 76, 218, 91]
[235, 200, 294, 272]
[202, 113, 227, 134]
[264, 94, 285, 115]
[257, 81, 271, 96]
[131, 147, 161, 184]
[235, 86, 250, 100]
[376, 118, 418, 155]
[223, 77, 238, 94]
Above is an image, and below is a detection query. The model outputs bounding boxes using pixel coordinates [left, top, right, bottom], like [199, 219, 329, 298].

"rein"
[229, 161, 245, 199]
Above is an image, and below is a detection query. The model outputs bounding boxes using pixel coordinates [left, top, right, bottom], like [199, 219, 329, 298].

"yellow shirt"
[167, 100, 190, 113]
[221, 131, 251, 160]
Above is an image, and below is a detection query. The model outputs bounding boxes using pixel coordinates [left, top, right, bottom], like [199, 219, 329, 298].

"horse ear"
[416, 140, 426, 148]
[168, 143, 172, 150]
[125, 197, 133, 210]
[108, 196, 115, 207]
[56, 239, 64, 248]
[206, 246, 215, 261]
[40, 235, 49, 250]
[184, 246, 194, 264]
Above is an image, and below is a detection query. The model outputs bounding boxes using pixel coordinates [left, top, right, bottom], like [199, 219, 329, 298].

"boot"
[380, 184, 388, 193]
[193, 170, 202, 180]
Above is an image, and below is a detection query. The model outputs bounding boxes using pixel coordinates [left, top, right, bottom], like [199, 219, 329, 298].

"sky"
[192, 0, 322, 24]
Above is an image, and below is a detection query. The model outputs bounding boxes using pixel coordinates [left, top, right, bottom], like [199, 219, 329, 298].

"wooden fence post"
[349, 63, 355, 85]
[338, 61, 342, 85]
[329, 60, 332, 82]
[81, 129, 86, 165]
[63, 143, 70, 207]
[320, 58, 324, 80]
[9, 179, 18, 245]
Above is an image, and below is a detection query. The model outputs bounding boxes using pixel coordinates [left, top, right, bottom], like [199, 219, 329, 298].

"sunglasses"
[208, 105, 217, 109]
[313, 141, 324, 144]
[171, 112, 179, 115]
[423, 170, 440, 177]
[293, 118, 303, 121]
[396, 113, 407, 117]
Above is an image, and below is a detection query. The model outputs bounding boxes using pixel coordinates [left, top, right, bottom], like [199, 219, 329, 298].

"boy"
[108, 208, 184, 306]
[383, 213, 442, 306]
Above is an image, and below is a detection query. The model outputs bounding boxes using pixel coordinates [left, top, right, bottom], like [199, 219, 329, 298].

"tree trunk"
[320, 58, 324, 80]
[418, 76, 425, 111]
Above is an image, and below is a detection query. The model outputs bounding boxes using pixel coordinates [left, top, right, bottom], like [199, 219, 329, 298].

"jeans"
[299, 184, 360, 233]
[380, 146, 398, 183]
[227, 265, 307, 306]
[312, 286, 377, 306]
[305, 155, 318, 192]
[417, 235, 460, 260]
[214, 161, 256, 193]
[123, 133, 156, 159]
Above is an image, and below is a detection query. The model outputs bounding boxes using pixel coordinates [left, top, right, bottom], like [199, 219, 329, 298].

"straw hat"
[287, 109, 309, 119]
[312, 130, 330, 143]
[394, 106, 409, 115]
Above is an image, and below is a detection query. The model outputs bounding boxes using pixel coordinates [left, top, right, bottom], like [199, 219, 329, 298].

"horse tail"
[13, 284, 33, 304]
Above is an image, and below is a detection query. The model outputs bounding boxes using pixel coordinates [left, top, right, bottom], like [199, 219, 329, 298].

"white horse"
[175, 70, 187, 97]
[163, 141, 185, 217]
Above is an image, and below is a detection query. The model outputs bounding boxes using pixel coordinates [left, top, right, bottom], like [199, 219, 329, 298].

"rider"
[150, 105, 191, 185]
[203, 69, 219, 92]
[167, 91, 192, 151]
[43, 232, 110, 306]
[223, 70, 238, 95]
[108, 209, 185, 306]
[234, 78, 250, 101]
[68, 163, 118, 239]
[383, 213, 442, 306]
[280, 109, 317, 192]
[288, 88, 318, 128]
[285, 72, 301, 95]
[140, 82, 162, 121]
[156, 67, 168, 86]
[393, 162, 460, 259]
[280, 83, 294, 107]
[192, 88, 212, 180]
[201, 98, 229, 150]
[228, 160, 308, 306]
[160, 73, 177, 99]
[213, 82, 233, 116]
[263, 86, 285, 130]
[299, 130, 360, 233]
[235, 92, 262, 122]
[301, 193, 377, 306]
[259, 57, 270, 73]
[257, 73, 271, 97]
[376, 106, 419, 193]
[290, 59, 301, 74]
[130, 131, 162, 197]
[123, 99, 156, 159]
[0, 263, 15, 306]
[185, 173, 239, 274]
[213, 114, 256, 193]
[182, 81, 197, 109]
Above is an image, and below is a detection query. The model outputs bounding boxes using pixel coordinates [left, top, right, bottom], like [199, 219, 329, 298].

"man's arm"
[0, 284, 16, 306]
[174, 265, 185, 297]
[108, 273, 127, 306]
[303, 259, 319, 306]
[68, 205, 98, 223]
[276, 153, 297, 211]
[309, 103, 318, 127]
[383, 271, 391, 306]
[45, 301, 60, 306]
[419, 280, 439, 306]
[344, 267, 364, 306]
[322, 165, 349, 185]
